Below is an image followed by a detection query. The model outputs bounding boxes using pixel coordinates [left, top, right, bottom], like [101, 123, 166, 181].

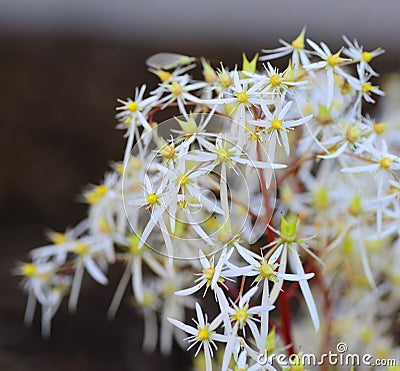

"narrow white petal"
[288, 247, 320, 330]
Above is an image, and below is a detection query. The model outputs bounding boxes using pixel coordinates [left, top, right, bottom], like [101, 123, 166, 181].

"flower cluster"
[17, 29, 400, 369]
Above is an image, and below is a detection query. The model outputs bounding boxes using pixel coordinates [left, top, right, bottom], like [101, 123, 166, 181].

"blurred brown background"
[0, 0, 399, 369]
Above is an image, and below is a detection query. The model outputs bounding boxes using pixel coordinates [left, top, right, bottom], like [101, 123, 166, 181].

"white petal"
[84, 256, 108, 285]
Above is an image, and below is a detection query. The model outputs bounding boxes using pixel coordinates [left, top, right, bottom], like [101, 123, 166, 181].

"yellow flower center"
[291, 34, 304, 50]
[156, 70, 171, 82]
[22, 263, 37, 277]
[160, 145, 175, 159]
[259, 262, 275, 279]
[374, 122, 386, 134]
[362, 51, 373, 63]
[49, 232, 66, 245]
[124, 117, 132, 127]
[126, 101, 139, 112]
[235, 309, 249, 325]
[85, 185, 109, 205]
[169, 81, 183, 96]
[361, 83, 374, 92]
[270, 74, 282, 87]
[203, 267, 215, 282]
[346, 126, 361, 143]
[146, 193, 158, 205]
[271, 119, 282, 130]
[236, 91, 248, 104]
[217, 147, 230, 162]
[177, 174, 189, 186]
[74, 242, 89, 256]
[327, 50, 343, 67]
[197, 327, 210, 341]
[381, 157, 393, 169]
[98, 218, 112, 234]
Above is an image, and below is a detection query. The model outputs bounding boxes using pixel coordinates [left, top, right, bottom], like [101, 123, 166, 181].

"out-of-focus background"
[0, 1, 399, 369]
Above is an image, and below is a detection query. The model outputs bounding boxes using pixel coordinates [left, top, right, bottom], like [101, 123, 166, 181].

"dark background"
[1, 1, 400, 369]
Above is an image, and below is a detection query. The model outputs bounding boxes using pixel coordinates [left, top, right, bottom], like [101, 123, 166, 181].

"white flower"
[221, 286, 274, 370]
[260, 27, 311, 75]
[175, 249, 234, 297]
[116, 84, 159, 161]
[342, 35, 384, 77]
[168, 302, 228, 371]
[304, 40, 351, 107]
[156, 74, 207, 118]
[250, 100, 312, 158]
